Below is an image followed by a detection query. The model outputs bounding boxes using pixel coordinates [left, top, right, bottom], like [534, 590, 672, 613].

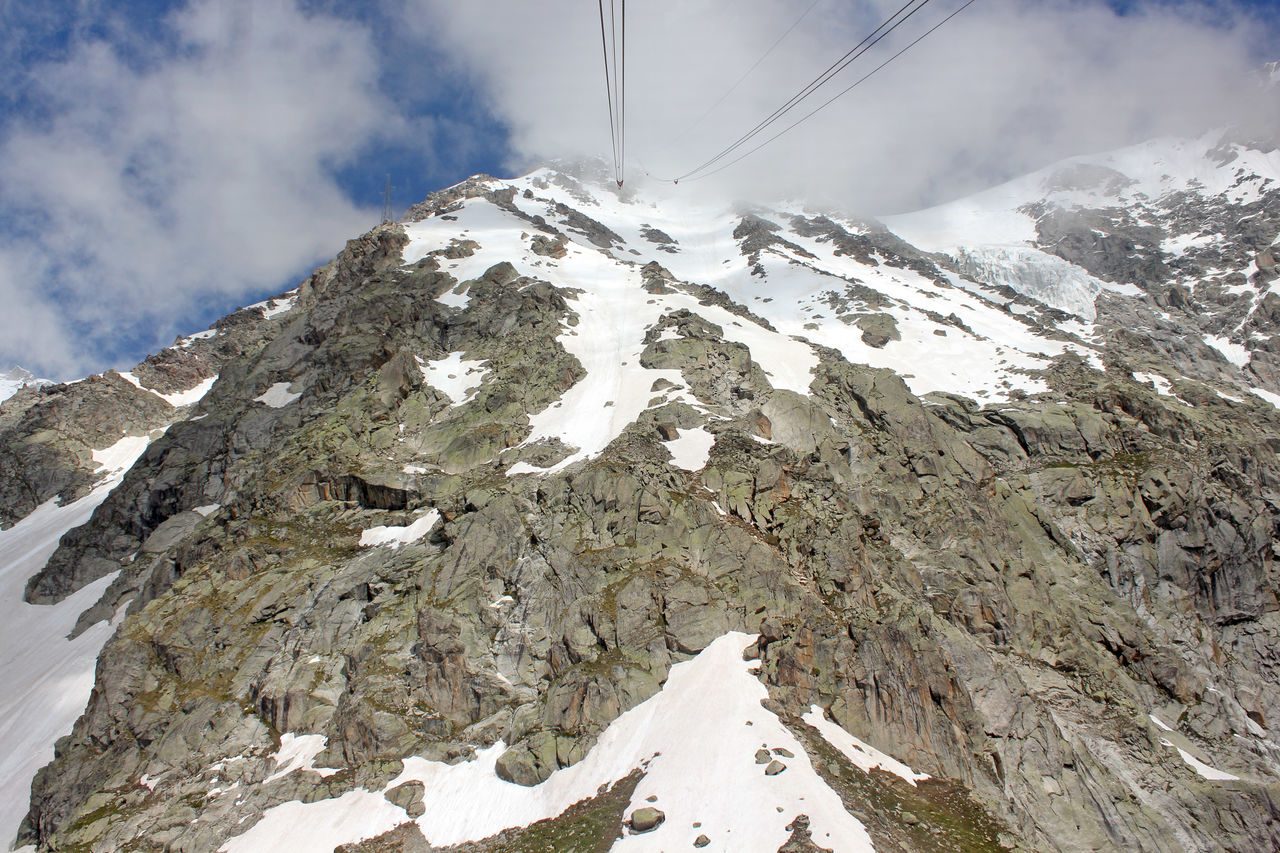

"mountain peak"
[0, 365, 49, 403]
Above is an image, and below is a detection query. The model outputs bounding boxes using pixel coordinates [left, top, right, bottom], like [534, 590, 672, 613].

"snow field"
[891, 133, 1280, 250]
[402, 197, 540, 309]
[507, 247, 684, 475]
[92, 434, 155, 477]
[746, 251, 1060, 402]
[427, 175, 1094, 462]
[222, 633, 877, 853]
[0, 371, 47, 404]
[524, 177, 1071, 404]
[0, 433, 154, 848]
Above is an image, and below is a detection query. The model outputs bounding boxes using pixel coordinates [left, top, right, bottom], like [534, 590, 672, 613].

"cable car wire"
[678, 0, 825, 141]
[597, 0, 621, 184]
[620, 0, 627, 185]
[686, 0, 980, 182]
[673, 0, 934, 182]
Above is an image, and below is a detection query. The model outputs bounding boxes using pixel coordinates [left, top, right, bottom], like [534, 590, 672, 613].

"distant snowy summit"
[0, 366, 49, 403]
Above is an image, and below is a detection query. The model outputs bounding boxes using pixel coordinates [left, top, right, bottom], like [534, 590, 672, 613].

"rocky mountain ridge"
[2, 124, 1280, 853]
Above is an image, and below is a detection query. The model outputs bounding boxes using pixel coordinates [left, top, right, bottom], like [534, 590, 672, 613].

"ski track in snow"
[0, 437, 153, 850]
[221, 633, 877, 853]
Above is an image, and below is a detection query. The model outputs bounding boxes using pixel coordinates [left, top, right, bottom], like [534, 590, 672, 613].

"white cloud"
[413, 0, 1275, 212]
[4, 0, 1270, 379]
[0, 0, 388, 378]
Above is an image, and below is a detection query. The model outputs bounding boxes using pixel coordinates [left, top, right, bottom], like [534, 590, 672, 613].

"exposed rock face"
[8, 135, 1280, 853]
[0, 372, 174, 530]
[0, 291, 289, 534]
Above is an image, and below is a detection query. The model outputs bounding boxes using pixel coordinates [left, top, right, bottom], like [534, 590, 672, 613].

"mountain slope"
[4, 125, 1280, 853]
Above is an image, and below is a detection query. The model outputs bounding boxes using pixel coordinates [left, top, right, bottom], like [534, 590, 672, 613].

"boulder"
[629, 807, 665, 833]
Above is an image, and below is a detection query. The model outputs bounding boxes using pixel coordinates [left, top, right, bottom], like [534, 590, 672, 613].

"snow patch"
[663, 427, 716, 471]
[1150, 716, 1239, 781]
[182, 328, 218, 345]
[254, 383, 301, 408]
[92, 434, 153, 478]
[1251, 387, 1280, 409]
[193, 504, 221, 517]
[1133, 372, 1175, 397]
[157, 375, 217, 407]
[802, 706, 930, 786]
[1205, 335, 1250, 368]
[1160, 740, 1239, 781]
[122, 372, 218, 408]
[359, 510, 440, 548]
[417, 353, 487, 406]
[262, 295, 297, 319]
[265, 733, 342, 783]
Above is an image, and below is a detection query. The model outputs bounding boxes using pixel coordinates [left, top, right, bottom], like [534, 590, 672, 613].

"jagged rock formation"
[5, 126, 1280, 853]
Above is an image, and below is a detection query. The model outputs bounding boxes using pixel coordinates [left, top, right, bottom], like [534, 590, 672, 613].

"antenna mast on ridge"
[381, 174, 394, 224]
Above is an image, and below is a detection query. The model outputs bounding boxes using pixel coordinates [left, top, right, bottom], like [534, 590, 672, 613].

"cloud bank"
[0, 0, 386, 379]
[416, 0, 1276, 212]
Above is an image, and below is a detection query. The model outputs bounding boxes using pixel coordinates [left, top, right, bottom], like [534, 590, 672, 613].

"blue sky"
[0, 0, 1274, 379]
[0, 1, 511, 211]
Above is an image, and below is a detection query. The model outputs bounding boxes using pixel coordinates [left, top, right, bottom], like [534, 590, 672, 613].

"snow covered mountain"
[3, 121, 1280, 853]
[0, 368, 49, 404]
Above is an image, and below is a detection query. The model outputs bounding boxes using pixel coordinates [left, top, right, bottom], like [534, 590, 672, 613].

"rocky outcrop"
[0, 372, 172, 529]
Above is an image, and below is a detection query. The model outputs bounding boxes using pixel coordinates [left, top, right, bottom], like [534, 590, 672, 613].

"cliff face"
[5, 131, 1280, 853]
